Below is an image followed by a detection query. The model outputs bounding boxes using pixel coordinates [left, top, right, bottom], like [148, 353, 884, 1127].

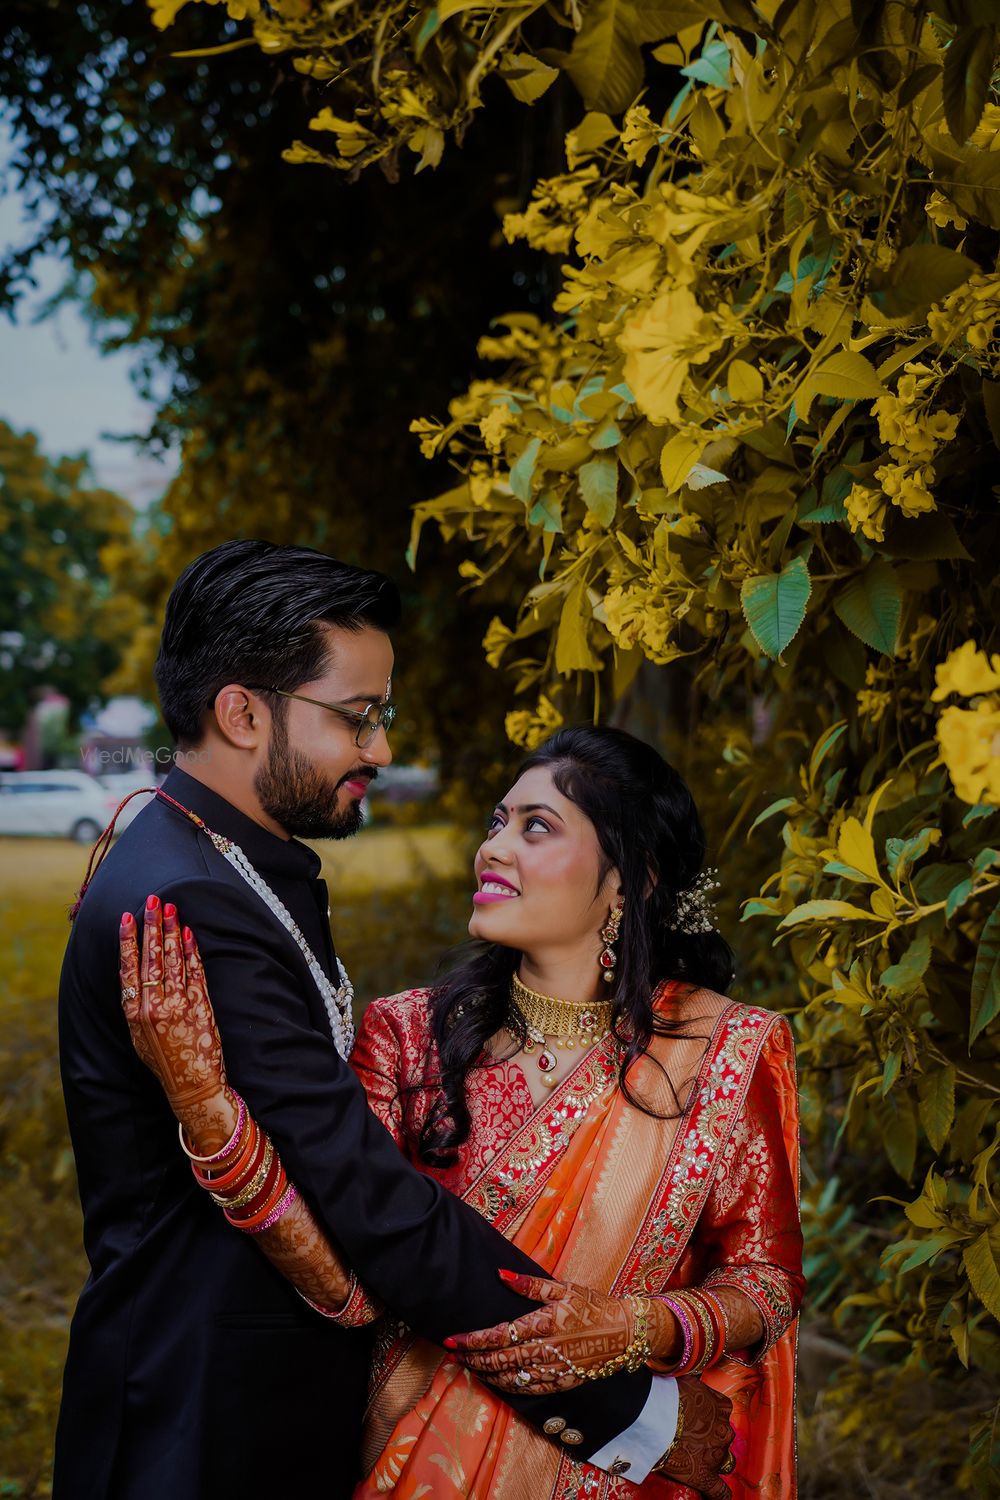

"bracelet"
[225, 1164, 289, 1230]
[223, 1150, 283, 1222]
[178, 1093, 247, 1165]
[655, 1294, 694, 1371]
[693, 1286, 729, 1362]
[236, 1181, 298, 1235]
[210, 1139, 275, 1211]
[192, 1119, 261, 1192]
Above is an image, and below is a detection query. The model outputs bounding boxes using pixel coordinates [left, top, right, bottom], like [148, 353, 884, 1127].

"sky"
[0, 140, 178, 511]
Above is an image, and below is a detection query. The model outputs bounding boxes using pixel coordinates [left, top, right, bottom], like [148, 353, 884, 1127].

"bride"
[119, 725, 803, 1497]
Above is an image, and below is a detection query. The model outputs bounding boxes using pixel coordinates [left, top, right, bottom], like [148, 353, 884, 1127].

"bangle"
[656, 1294, 694, 1371]
[694, 1286, 729, 1360]
[225, 1164, 288, 1231]
[232, 1181, 298, 1235]
[223, 1150, 282, 1222]
[178, 1093, 246, 1165]
[210, 1139, 275, 1210]
[677, 1289, 715, 1374]
[192, 1119, 260, 1192]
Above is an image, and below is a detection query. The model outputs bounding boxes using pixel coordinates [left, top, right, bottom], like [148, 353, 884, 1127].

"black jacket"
[54, 767, 652, 1498]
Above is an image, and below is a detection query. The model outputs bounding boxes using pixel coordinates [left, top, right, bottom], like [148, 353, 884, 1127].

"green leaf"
[881, 510, 972, 562]
[728, 358, 764, 403]
[498, 52, 560, 104]
[873, 1088, 918, 1181]
[778, 899, 881, 929]
[885, 828, 941, 885]
[943, 25, 997, 145]
[529, 490, 563, 533]
[970, 900, 1000, 1046]
[809, 350, 887, 401]
[579, 455, 618, 527]
[565, 0, 644, 113]
[946, 877, 974, 921]
[963, 1226, 1000, 1321]
[660, 431, 703, 493]
[833, 559, 901, 656]
[740, 557, 811, 659]
[555, 579, 601, 674]
[749, 797, 796, 834]
[918, 1066, 956, 1153]
[509, 437, 542, 503]
[871, 243, 976, 317]
[881, 933, 932, 996]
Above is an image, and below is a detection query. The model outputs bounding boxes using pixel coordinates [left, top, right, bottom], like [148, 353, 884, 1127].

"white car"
[0, 770, 154, 844]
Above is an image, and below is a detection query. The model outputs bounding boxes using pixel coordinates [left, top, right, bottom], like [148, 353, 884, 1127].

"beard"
[255, 713, 370, 840]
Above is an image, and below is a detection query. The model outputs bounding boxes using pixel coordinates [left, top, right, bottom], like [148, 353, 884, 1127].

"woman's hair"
[155, 539, 400, 745]
[414, 724, 735, 1165]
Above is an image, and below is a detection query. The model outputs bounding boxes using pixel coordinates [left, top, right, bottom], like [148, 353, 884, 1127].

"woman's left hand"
[445, 1272, 631, 1395]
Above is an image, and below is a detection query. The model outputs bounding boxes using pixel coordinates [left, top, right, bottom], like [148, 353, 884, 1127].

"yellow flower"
[874, 462, 937, 518]
[931, 640, 1000, 700]
[925, 190, 968, 231]
[479, 404, 516, 454]
[482, 616, 514, 668]
[937, 702, 1000, 805]
[845, 483, 887, 542]
[618, 288, 725, 425]
[857, 687, 892, 726]
[505, 694, 564, 750]
[621, 104, 660, 165]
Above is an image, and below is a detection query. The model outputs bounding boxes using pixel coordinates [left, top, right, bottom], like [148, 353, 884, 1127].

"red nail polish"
[146, 894, 160, 912]
[183, 926, 194, 944]
[443, 1336, 458, 1349]
[120, 912, 134, 928]
[498, 1269, 519, 1285]
[163, 902, 177, 920]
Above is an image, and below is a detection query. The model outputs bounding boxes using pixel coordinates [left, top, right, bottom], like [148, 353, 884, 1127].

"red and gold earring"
[598, 900, 624, 983]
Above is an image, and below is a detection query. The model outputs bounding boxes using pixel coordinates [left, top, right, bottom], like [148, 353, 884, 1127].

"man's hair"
[154, 540, 401, 745]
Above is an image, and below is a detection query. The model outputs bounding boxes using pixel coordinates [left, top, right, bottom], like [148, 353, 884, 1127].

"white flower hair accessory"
[667, 867, 720, 934]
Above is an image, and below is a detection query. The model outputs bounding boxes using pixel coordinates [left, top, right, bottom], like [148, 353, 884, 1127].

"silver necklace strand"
[206, 829, 356, 1059]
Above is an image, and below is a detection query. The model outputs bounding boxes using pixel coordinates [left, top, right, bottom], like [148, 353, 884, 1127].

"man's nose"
[361, 726, 392, 768]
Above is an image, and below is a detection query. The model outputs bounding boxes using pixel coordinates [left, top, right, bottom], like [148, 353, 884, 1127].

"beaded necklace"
[156, 790, 355, 1059]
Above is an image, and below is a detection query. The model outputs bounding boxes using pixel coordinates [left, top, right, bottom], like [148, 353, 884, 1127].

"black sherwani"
[54, 768, 652, 1498]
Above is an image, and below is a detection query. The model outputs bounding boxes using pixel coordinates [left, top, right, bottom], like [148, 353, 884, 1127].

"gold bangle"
[209, 1140, 274, 1210]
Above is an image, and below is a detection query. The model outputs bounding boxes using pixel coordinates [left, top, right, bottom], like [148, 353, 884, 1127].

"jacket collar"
[158, 765, 323, 882]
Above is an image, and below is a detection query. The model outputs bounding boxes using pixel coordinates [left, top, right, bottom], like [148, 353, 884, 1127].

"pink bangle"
[241, 1182, 298, 1235]
[178, 1092, 247, 1165]
[657, 1294, 694, 1370]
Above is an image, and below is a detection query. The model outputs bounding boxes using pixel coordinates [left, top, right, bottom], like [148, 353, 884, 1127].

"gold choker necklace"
[508, 975, 614, 1088]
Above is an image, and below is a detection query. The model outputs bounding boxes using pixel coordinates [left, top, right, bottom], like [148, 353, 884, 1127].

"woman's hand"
[657, 1377, 734, 1500]
[119, 895, 237, 1153]
[445, 1271, 633, 1395]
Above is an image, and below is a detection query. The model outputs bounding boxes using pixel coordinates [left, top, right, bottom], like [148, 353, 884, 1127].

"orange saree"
[349, 982, 803, 1500]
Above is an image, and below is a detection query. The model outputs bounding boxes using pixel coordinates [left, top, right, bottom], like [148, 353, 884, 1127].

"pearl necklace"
[157, 791, 355, 1059]
[508, 974, 614, 1090]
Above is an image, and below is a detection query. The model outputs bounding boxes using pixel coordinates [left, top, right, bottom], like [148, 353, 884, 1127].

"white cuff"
[587, 1375, 678, 1481]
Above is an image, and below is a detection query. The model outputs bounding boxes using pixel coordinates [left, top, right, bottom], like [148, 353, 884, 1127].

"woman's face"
[469, 765, 620, 956]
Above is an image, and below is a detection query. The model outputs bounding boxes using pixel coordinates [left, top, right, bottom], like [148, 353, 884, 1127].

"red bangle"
[194, 1122, 262, 1192]
[223, 1150, 282, 1222]
[226, 1167, 289, 1231]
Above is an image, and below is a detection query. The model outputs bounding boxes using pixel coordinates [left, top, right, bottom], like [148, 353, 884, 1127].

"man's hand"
[445, 1271, 632, 1395]
[653, 1376, 734, 1499]
[119, 896, 235, 1151]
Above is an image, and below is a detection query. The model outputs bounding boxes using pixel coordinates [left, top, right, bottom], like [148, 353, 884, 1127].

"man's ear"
[209, 684, 269, 750]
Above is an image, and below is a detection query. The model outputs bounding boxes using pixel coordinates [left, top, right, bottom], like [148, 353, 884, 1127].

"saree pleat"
[353, 984, 801, 1500]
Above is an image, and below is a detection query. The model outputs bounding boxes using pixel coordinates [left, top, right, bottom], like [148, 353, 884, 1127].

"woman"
[119, 726, 803, 1498]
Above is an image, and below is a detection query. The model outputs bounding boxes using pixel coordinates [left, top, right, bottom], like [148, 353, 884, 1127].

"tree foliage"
[0, 421, 140, 732]
[149, 0, 1000, 1482]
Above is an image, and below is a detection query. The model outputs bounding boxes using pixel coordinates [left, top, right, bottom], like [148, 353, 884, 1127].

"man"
[55, 540, 731, 1498]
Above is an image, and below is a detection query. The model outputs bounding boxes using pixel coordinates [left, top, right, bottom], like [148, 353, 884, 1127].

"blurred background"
[2, 2, 999, 1495]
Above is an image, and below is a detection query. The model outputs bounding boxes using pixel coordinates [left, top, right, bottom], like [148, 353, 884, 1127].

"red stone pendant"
[537, 1048, 557, 1073]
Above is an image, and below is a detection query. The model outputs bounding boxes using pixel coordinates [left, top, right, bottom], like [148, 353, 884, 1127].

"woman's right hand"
[120, 895, 236, 1151]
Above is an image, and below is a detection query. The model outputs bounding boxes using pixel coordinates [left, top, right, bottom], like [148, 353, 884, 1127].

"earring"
[598, 900, 624, 983]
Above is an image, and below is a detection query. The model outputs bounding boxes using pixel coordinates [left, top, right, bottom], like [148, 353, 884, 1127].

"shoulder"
[356, 988, 436, 1047]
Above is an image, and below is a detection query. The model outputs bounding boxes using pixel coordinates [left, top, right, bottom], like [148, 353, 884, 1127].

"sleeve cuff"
[586, 1375, 678, 1481]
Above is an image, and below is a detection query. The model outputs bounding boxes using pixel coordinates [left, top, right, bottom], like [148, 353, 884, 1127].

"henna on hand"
[653, 1376, 733, 1500]
[446, 1272, 631, 1393]
[119, 899, 378, 1324]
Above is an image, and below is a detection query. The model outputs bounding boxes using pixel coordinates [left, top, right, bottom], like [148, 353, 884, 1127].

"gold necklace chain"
[509, 974, 613, 1039]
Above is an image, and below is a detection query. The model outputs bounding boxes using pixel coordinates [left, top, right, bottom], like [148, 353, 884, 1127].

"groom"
[55, 540, 730, 1498]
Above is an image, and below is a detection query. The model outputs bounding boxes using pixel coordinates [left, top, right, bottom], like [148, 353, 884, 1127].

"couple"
[55, 540, 803, 1499]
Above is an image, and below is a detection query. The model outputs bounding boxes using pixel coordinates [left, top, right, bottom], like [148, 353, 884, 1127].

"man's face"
[255, 624, 394, 840]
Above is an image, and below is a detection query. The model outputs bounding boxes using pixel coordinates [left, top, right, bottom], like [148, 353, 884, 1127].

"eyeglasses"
[253, 687, 396, 748]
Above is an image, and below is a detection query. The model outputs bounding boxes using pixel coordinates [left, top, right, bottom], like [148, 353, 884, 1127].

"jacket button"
[561, 1428, 584, 1446]
[543, 1417, 566, 1435]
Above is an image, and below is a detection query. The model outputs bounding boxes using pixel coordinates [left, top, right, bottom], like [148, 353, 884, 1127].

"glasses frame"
[252, 686, 395, 748]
